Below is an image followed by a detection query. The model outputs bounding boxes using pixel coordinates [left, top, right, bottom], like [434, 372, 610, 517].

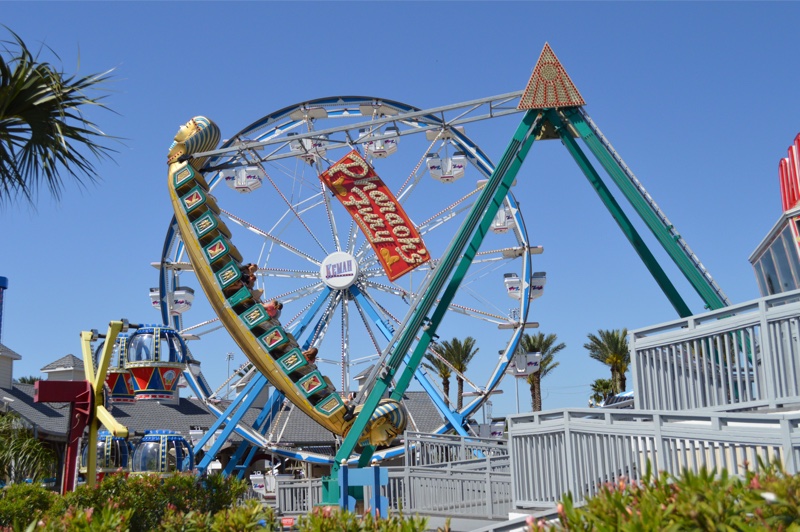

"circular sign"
[319, 251, 360, 290]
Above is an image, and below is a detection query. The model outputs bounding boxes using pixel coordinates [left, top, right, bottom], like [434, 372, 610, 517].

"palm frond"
[0, 27, 119, 206]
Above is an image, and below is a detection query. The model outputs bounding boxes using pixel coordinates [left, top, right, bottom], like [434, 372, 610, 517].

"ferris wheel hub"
[319, 251, 360, 290]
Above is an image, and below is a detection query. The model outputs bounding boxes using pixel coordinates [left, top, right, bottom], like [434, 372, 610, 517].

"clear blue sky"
[1, 2, 799, 420]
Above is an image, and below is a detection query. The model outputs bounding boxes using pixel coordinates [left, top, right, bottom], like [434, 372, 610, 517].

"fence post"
[339, 461, 350, 511]
[485, 458, 493, 519]
[780, 417, 797, 474]
[564, 411, 575, 502]
[758, 299, 778, 408]
[653, 412, 666, 478]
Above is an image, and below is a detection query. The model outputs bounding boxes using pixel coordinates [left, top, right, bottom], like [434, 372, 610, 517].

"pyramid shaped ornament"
[518, 43, 586, 110]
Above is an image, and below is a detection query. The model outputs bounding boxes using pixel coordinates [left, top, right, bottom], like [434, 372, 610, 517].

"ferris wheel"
[156, 95, 537, 433]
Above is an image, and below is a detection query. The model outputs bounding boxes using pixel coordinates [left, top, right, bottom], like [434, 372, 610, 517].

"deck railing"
[276, 478, 323, 514]
[631, 289, 800, 412]
[404, 431, 509, 467]
[275, 432, 511, 519]
[508, 408, 800, 509]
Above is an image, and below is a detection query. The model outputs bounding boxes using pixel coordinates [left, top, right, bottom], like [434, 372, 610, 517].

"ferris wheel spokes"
[221, 210, 320, 266]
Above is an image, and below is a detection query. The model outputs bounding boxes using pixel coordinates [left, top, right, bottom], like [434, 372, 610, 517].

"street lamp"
[226, 352, 234, 398]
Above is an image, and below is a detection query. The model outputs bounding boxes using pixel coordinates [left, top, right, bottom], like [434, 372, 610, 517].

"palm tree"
[0, 413, 56, 483]
[590, 378, 615, 406]
[584, 329, 630, 394]
[15, 375, 39, 384]
[437, 337, 479, 410]
[0, 29, 117, 206]
[423, 350, 452, 407]
[519, 332, 565, 412]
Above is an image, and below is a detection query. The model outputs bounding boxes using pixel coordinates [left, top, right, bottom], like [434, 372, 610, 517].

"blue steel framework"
[158, 95, 534, 473]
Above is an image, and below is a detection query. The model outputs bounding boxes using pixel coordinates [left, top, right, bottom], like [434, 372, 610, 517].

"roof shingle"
[40, 354, 84, 372]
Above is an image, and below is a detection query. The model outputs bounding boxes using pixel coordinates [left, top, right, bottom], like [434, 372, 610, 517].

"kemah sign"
[319, 150, 429, 281]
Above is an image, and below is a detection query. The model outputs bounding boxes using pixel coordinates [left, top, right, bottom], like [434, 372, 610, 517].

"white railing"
[388, 466, 512, 519]
[508, 408, 800, 509]
[274, 432, 511, 519]
[631, 289, 800, 412]
[276, 478, 323, 514]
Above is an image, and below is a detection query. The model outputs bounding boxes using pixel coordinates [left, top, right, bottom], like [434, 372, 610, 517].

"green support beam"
[562, 108, 728, 311]
[322, 109, 543, 504]
[547, 110, 693, 318]
[390, 116, 541, 401]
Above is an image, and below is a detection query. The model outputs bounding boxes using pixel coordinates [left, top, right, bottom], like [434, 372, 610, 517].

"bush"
[551, 459, 800, 531]
[158, 500, 275, 531]
[0, 482, 57, 528]
[297, 507, 428, 532]
[35, 505, 134, 531]
[45, 472, 249, 532]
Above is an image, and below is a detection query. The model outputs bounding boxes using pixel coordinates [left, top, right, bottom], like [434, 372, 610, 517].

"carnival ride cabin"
[131, 430, 194, 476]
[79, 430, 133, 481]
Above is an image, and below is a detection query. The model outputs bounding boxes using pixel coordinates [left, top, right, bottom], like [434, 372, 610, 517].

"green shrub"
[44, 472, 248, 532]
[552, 459, 800, 531]
[0, 482, 57, 528]
[158, 500, 274, 532]
[34, 505, 133, 531]
[297, 507, 428, 532]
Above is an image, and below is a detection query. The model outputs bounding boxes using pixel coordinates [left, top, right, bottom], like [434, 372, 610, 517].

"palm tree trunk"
[443, 378, 450, 406]
[530, 373, 542, 412]
[457, 377, 464, 410]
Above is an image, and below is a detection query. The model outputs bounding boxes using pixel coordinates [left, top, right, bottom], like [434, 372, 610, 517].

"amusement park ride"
[37, 43, 735, 502]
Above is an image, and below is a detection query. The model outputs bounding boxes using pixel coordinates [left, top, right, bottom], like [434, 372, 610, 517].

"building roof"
[0, 383, 71, 439]
[401, 391, 445, 433]
[353, 365, 374, 381]
[0, 343, 22, 361]
[40, 354, 84, 372]
[3, 384, 444, 451]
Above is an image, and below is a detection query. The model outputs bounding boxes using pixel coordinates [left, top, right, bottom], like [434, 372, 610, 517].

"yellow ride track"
[166, 117, 406, 446]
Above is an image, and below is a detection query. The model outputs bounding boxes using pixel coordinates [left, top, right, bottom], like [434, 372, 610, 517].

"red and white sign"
[319, 150, 429, 281]
[779, 133, 800, 212]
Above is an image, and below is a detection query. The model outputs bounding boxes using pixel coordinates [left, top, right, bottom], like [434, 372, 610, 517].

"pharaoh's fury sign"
[319, 150, 429, 281]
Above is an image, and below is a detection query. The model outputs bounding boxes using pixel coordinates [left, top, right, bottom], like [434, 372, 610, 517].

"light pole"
[226, 352, 234, 398]
[462, 390, 504, 425]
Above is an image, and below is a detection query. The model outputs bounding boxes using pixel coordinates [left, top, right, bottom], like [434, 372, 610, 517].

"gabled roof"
[353, 365, 374, 381]
[0, 343, 22, 361]
[108, 398, 224, 439]
[40, 354, 84, 372]
[401, 391, 444, 433]
[0, 383, 71, 439]
[3, 383, 445, 451]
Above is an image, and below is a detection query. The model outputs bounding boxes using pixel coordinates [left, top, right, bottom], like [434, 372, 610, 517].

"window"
[770, 234, 797, 292]
[781, 227, 800, 288]
[132, 441, 161, 472]
[754, 261, 768, 296]
[127, 334, 154, 362]
[759, 251, 779, 295]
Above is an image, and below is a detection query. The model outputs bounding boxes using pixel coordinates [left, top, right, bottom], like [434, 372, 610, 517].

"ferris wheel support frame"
[322, 109, 543, 502]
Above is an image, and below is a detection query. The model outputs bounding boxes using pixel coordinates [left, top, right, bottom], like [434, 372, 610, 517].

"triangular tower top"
[518, 43, 585, 110]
